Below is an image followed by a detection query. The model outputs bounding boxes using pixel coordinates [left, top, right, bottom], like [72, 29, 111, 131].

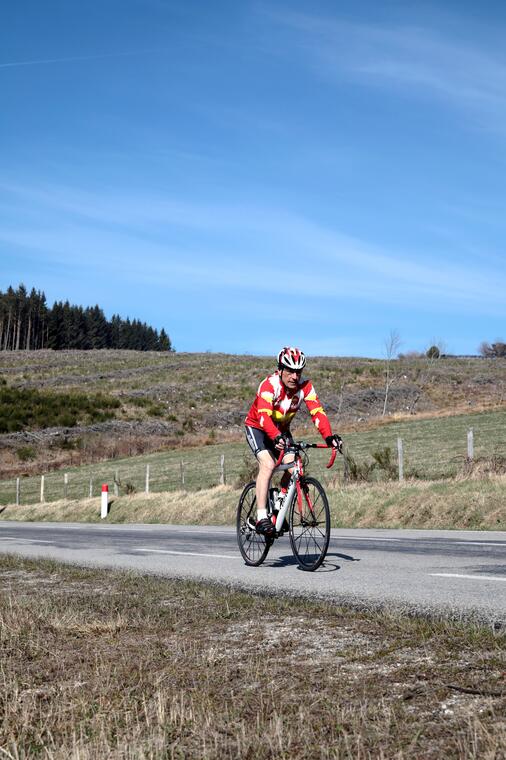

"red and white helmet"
[277, 346, 306, 371]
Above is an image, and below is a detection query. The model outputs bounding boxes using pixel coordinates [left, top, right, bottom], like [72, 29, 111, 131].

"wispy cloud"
[267, 9, 506, 129]
[1, 181, 504, 316]
[0, 49, 161, 70]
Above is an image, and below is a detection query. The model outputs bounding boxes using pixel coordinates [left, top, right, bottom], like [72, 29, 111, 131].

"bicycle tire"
[289, 476, 330, 571]
[236, 481, 272, 566]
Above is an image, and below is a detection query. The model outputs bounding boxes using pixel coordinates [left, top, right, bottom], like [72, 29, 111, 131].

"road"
[1, 521, 506, 624]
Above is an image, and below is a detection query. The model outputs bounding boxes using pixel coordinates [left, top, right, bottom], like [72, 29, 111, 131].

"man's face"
[280, 367, 302, 390]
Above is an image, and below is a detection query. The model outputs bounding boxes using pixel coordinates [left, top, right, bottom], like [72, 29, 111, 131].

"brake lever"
[275, 448, 285, 467]
[326, 448, 337, 469]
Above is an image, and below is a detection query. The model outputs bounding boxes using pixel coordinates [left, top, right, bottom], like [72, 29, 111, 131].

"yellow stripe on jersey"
[309, 407, 326, 416]
[305, 391, 318, 401]
[258, 407, 273, 416]
[260, 391, 274, 402]
[272, 410, 296, 422]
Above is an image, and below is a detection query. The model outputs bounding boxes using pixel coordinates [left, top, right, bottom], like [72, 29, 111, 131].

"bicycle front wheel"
[236, 482, 272, 567]
[289, 476, 330, 571]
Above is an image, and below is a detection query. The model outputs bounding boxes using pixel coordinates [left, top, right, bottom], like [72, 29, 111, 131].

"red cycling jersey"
[245, 371, 332, 441]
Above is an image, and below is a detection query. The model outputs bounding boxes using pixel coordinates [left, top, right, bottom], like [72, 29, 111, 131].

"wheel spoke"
[289, 477, 330, 571]
[236, 482, 271, 567]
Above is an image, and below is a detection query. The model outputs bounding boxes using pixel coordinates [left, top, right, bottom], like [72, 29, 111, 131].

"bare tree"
[479, 339, 506, 358]
[382, 329, 401, 417]
[408, 338, 446, 414]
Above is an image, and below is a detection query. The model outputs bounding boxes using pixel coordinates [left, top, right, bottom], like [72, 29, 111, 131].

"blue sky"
[1, 1, 505, 357]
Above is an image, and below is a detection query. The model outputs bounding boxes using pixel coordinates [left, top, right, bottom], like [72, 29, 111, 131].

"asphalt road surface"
[1, 522, 506, 624]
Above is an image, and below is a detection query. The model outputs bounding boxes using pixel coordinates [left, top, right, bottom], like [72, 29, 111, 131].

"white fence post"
[64, 473, 68, 500]
[180, 460, 185, 488]
[467, 428, 474, 460]
[220, 454, 226, 485]
[101, 484, 109, 519]
[397, 437, 404, 482]
[145, 464, 150, 494]
[40, 475, 45, 503]
[16, 477, 20, 506]
[89, 477, 93, 498]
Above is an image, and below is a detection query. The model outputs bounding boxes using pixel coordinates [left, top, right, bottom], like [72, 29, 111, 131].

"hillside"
[0, 349, 505, 477]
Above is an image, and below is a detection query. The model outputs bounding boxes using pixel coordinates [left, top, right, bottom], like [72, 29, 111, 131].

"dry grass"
[2, 475, 506, 531]
[1, 555, 505, 759]
[329, 475, 506, 530]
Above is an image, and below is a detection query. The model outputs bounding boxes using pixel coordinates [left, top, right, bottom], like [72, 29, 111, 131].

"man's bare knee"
[257, 451, 275, 473]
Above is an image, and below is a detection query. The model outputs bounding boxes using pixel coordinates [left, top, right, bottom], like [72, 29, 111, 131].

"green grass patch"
[342, 407, 506, 480]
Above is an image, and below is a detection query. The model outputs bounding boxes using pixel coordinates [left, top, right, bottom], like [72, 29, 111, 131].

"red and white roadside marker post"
[101, 484, 109, 519]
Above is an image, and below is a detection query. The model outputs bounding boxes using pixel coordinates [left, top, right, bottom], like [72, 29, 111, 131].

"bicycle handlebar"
[274, 441, 340, 469]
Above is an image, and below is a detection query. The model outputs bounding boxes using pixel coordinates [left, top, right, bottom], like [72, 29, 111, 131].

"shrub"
[343, 446, 399, 482]
[371, 446, 398, 479]
[16, 446, 37, 462]
[479, 340, 506, 358]
[461, 454, 506, 478]
[343, 453, 376, 482]
[147, 404, 164, 417]
[0, 387, 121, 433]
[57, 437, 81, 451]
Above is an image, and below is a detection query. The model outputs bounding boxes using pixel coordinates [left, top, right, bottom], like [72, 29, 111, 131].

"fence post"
[145, 464, 150, 494]
[16, 477, 20, 506]
[40, 475, 45, 504]
[101, 484, 109, 519]
[89, 476, 93, 499]
[397, 437, 404, 482]
[220, 454, 226, 485]
[114, 469, 119, 496]
[467, 428, 474, 460]
[180, 460, 185, 488]
[64, 473, 68, 500]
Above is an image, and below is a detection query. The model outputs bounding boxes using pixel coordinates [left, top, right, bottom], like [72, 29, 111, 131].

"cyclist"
[245, 347, 343, 536]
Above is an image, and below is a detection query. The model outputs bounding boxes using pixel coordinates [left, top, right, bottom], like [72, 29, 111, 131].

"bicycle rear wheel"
[236, 482, 272, 566]
[289, 476, 330, 571]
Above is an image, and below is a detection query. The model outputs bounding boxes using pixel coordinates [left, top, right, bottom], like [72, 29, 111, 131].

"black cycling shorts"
[244, 426, 292, 459]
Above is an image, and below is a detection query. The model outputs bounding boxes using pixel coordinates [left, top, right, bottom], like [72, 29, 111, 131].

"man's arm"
[303, 381, 343, 450]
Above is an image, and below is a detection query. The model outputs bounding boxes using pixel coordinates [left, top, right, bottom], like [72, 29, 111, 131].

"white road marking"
[454, 542, 506, 547]
[1, 537, 53, 544]
[430, 573, 506, 582]
[138, 548, 240, 559]
[335, 536, 400, 542]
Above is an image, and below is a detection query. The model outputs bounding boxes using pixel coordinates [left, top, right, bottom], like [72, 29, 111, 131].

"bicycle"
[236, 441, 338, 571]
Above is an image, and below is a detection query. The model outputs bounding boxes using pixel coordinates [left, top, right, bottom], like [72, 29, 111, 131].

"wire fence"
[1, 412, 505, 507]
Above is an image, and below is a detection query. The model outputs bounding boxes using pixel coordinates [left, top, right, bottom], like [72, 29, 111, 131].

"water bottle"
[268, 488, 279, 516]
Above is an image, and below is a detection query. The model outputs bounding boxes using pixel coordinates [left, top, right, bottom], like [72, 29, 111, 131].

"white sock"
[257, 508, 268, 521]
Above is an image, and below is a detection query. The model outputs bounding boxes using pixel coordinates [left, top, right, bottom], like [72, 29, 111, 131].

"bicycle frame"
[272, 443, 336, 536]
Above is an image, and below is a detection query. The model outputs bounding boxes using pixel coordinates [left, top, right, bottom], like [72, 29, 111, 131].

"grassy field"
[1, 407, 505, 508]
[1, 555, 505, 759]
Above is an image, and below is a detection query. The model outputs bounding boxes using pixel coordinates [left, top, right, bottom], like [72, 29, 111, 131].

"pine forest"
[0, 284, 173, 352]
